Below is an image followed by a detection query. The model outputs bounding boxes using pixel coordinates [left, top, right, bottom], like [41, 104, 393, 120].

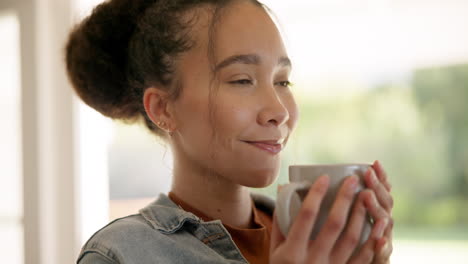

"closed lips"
[243, 140, 283, 154]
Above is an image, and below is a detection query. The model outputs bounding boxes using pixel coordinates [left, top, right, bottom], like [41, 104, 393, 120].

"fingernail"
[373, 194, 379, 208]
[372, 160, 378, 168]
[364, 193, 377, 209]
[348, 176, 359, 193]
[382, 241, 389, 251]
[277, 185, 283, 192]
[374, 219, 387, 239]
[317, 175, 330, 190]
[370, 171, 378, 184]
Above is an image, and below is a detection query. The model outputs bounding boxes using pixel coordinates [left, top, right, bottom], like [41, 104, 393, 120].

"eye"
[276, 80, 293, 88]
[228, 79, 253, 85]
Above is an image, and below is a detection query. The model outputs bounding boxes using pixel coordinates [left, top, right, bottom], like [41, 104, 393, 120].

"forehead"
[215, 2, 286, 58]
[188, 1, 287, 62]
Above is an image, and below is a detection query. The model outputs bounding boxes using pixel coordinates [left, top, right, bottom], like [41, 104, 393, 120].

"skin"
[271, 161, 394, 264]
[143, 1, 394, 263]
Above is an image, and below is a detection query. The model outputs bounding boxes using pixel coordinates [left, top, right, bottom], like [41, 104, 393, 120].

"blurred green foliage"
[413, 64, 468, 201]
[255, 63, 468, 230]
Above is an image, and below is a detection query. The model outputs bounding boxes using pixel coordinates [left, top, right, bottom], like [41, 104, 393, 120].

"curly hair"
[65, 0, 264, 138]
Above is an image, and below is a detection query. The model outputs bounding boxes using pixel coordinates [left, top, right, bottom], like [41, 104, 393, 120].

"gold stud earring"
[157, 121, 166, 128]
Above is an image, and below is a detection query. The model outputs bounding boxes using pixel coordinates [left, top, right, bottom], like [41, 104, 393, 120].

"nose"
[257, 89, 290, 127]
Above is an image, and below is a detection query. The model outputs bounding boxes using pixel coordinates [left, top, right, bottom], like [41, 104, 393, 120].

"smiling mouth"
[243, 140, 283, 154]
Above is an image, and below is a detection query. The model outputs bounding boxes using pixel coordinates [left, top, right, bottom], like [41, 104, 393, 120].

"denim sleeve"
[78, 252, 116, 264]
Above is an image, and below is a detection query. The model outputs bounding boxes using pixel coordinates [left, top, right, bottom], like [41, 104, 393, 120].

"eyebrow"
[214, 54, 292, 72]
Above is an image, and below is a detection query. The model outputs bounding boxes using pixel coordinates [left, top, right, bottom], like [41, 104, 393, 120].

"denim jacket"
[77, 193, 275, 264]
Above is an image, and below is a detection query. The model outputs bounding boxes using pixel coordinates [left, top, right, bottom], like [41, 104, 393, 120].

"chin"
[240, 168, 279, 188]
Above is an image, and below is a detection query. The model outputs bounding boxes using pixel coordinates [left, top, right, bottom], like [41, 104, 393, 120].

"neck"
[170, 149, 254, 228]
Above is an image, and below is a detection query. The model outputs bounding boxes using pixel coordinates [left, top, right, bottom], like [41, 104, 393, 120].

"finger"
[331, 190, 368, 263]
[285, 175, 330, 250]
[375, 218, 394, 262]
[314, 175, 359, 253]
[364, 168, 394, 212]
[362, 190, 390, 225]
[270, 212, 286, 254]
[372, 160, 391, 192]
[383, 216, 393, 240]
[374, 237, 392, 264]
[277, 184, 284, 192]
[348, 218, 387, 264]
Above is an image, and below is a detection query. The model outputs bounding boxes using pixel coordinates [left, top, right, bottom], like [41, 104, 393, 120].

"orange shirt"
[168, 192, 272, 264]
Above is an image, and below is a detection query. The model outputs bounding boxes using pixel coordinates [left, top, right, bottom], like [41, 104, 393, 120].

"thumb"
[270, 211, 285, 255]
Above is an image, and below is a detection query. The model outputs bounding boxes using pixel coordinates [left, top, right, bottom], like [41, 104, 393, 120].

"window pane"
[0, 10, 23, 264]
[0, 223, 23, 264]
[261, 0, 468, 262]
[108, 122, 172, 220]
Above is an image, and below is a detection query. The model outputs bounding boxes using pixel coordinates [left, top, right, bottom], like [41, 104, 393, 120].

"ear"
[143, 87, 176, 132]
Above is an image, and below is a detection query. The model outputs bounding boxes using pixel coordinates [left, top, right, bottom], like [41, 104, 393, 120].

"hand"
[365, 161, 394, 264]
[270, 175, 391, 264]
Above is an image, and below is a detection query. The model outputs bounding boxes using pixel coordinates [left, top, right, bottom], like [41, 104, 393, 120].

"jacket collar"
[139, 193, 275, 233]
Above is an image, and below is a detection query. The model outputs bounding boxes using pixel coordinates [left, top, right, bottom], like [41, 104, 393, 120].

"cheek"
[285, 94, 299, 130]
[173, 91, 213, 153]
[212, 99, 255, 139]
[177, 98, 208, 130]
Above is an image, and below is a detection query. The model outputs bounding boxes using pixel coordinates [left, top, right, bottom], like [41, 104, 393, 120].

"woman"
[66, 0, 394, 263]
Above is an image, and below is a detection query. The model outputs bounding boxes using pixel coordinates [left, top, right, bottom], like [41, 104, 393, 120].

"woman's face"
[171, 1, 298, 188]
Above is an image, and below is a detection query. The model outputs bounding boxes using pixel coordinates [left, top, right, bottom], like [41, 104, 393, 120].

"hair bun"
[65, 0, 155, 120]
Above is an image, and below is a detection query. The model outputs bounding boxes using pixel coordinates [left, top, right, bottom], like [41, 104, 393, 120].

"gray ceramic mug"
[276, 164, 372, 246]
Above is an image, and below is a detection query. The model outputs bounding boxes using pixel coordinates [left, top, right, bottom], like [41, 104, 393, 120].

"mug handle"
[276, 181, 311, 237]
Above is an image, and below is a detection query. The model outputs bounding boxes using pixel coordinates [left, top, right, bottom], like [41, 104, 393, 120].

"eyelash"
[228, 79, 293, 87]
[277, 81, 293, 88]
[229, 79, 253, 85]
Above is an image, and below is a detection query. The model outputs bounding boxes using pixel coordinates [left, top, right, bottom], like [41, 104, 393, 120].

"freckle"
[217, 209, 221, 213]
